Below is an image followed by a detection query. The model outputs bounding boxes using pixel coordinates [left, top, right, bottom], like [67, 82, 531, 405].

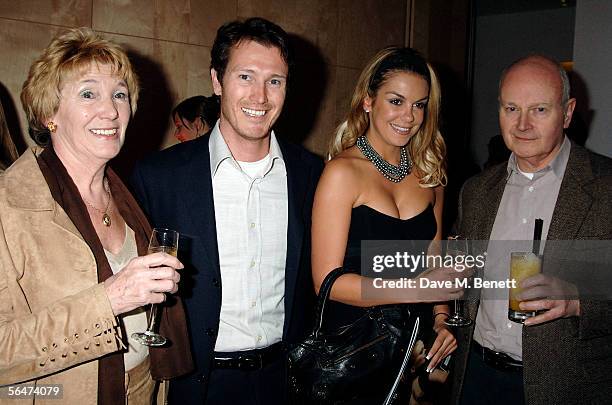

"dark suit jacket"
[451, 143, 612, 405]
[131, 134, 324, 403]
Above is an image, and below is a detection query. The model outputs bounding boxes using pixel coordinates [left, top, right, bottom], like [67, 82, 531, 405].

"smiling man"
[451, 55, 612, 405]
[131, 18, 323, 405]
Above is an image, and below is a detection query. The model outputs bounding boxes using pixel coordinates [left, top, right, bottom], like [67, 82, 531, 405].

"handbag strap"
[313, 267, 350, 338]
[382, 316, 420, 405]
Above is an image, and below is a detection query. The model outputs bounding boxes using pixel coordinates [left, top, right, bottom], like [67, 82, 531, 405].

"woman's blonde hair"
[329, 46, 446, 187]
[21, 27, 139, 146]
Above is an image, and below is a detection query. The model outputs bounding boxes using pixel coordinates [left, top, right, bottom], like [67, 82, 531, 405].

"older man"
[451, 55, 612, 405]
[132, 17, 323, 405]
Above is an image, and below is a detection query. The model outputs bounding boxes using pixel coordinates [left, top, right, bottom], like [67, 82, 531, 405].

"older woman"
[311, 47, 459, 403]
[0, 28, 192, 403]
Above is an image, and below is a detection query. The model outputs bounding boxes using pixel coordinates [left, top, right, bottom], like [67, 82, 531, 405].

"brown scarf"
[37, 146, 193, 404]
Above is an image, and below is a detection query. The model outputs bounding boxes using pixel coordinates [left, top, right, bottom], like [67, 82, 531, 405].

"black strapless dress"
[325, 204, 437, 404]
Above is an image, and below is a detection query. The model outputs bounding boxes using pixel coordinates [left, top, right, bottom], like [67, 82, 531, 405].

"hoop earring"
[47, 122, 57, 133]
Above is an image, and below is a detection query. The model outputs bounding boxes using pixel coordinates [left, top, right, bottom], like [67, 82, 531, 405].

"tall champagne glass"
[444, 235, 472, 327]
[132, 228, 179, 346]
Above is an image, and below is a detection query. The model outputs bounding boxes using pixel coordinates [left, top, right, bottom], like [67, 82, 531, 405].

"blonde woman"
[311, 47, 458, 403]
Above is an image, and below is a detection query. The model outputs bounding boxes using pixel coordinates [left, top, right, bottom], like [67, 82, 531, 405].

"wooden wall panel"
[0, 0, 411, 159]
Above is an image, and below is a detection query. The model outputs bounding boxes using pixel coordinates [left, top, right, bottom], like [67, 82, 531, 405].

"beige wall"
[0, 0, 409, 163]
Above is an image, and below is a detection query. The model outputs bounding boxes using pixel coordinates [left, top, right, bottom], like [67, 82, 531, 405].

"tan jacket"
[0, 149, 123, 404]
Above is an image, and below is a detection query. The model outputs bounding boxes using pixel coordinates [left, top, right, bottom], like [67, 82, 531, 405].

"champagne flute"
[444, 235, 472, 327]
[132, 228, 179, 346]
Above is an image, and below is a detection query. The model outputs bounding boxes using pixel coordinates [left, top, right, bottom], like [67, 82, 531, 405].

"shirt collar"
[209, 122, 284, 178]
[268, 131, 284, 163]
[506, 135, 571, 180]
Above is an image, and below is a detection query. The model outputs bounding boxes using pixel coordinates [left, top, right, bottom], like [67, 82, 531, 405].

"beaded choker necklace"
[356, 135, 412, 183]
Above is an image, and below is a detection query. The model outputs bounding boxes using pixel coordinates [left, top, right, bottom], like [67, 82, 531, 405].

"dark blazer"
[451, 142, 612, 405]
[131, 134, 324, 403]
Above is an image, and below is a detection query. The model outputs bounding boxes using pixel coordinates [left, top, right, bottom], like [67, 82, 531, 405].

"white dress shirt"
[210, 124, 288, 352]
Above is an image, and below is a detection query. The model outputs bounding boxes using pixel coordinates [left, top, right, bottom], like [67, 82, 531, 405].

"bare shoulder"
[322, 147, 367, 183]
[316, 147, 367, 204]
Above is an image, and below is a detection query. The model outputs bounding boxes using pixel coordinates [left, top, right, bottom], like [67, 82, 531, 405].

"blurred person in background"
[172, 95, 220, 142]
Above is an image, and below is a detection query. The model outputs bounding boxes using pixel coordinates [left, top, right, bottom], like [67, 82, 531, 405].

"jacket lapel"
[476, 164, 507, 240]
[182, 138, 221, 279]
[547, 144, 594, 240]
[6, 149, 88, 243]
[462, 164, 507, 320]
[51, 205, 89, 241]
[279, 141, 309, 336]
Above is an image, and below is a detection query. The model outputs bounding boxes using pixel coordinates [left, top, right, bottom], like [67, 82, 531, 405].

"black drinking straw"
[532, 218, 543, 255]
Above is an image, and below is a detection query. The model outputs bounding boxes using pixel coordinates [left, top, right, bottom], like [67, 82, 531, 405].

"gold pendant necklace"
[102, 213, 111, 227]
[83, 179, 112, 227]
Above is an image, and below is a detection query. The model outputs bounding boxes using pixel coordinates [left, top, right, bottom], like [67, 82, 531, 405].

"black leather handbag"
[288, 267, 420, 404]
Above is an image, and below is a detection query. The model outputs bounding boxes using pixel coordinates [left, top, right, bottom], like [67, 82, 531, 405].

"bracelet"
[433, 312, 450, 320]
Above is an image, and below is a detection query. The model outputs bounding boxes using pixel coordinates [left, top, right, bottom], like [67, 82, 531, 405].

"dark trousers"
[203, 356, 286, 405]
[460, 349, 526, 405]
